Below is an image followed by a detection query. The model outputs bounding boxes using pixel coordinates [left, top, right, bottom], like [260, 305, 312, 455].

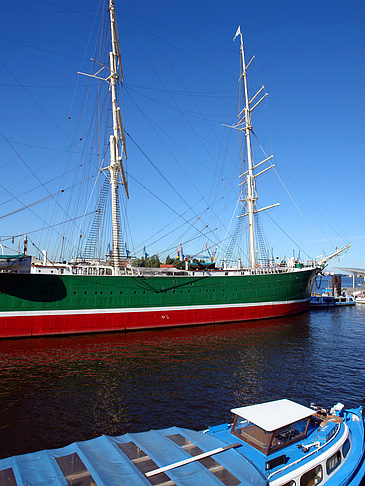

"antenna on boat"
[77, 0, 128, 275]
[225, 27, 279, 270]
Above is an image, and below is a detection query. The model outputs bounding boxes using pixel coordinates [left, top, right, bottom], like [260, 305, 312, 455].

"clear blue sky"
[0, 0, 364, 270]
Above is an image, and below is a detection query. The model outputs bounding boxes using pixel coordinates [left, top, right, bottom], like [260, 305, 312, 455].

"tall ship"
[0, 3, 348, 339]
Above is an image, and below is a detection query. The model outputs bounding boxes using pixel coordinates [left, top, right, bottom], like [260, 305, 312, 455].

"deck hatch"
[55, 453, 96, 485]
[167, 434, 239, 486]
[117, 441, 176, 486]
[0, 468, 17, 486]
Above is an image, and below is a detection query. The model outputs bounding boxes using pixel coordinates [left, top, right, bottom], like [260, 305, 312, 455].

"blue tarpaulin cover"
[0, 426, 268, 485]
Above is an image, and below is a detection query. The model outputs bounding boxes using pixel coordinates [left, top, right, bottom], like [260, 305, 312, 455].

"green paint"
[0, 269, 317, 313]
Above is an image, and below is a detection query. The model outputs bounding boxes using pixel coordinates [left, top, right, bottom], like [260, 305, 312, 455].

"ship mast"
[107, 0, 129, 275]
[230, 27, 278, 270]
[78, 0, 129, 276]
[238, 29, 256, 269]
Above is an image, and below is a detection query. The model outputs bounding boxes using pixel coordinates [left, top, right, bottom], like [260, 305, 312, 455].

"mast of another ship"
[233, 27, 278, 270]
[107, 0, 129, 275]
[78, 0, 129, 275]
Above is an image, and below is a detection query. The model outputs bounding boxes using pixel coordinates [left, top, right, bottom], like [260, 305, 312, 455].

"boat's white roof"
[231, 399, 316, 432]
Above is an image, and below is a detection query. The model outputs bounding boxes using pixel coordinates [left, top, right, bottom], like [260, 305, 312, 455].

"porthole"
[342, 438, 350, 458]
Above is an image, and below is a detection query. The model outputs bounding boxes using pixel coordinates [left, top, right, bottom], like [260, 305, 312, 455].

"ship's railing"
[31, 263, 114, 276]
[207, 262, 316, 276]
[126, 266, 187, 277]
[251, 263, 316, 275]
[71, 265, 114, 276]
[29, 261, 316, 277]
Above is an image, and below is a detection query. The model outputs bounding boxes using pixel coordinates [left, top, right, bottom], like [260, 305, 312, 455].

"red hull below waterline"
[0, 300, 310, 338]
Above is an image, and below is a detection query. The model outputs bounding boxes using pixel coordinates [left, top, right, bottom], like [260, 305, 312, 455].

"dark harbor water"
[1, 294, 365, 460]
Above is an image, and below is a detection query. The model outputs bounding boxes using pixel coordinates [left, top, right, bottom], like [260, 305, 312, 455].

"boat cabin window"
[0, 468, 17, 486]
[299, 465, 322, 486]
[326, 450, 341, 475]
[342, 438, 350, 458]
[231, 416, 310, 453]
[269, 418, 309, 451]
[231, 418, 272, 453]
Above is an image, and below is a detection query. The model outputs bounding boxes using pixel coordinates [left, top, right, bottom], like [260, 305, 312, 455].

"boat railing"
[267, 422, 345, 480]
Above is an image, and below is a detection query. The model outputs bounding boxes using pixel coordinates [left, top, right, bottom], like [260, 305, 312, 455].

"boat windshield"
[231, 418, 272, 453]
[231, 417, 309, 454]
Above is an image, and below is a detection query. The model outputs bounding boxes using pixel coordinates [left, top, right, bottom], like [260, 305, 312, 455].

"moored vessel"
[355, 295, 365, 304]
[0, 398, 364, 485]
[0, 5, 349, 339]
[310, 292, 356, 308]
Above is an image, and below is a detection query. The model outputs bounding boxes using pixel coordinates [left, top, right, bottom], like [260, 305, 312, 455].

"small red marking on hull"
[0, 301, 309, 338]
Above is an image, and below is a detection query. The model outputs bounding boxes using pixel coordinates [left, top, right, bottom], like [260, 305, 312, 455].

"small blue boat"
[310, 291, 356, 308]
[1, 399, 364, 485]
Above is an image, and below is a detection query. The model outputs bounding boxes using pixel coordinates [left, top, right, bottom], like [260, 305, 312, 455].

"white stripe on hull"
[0, 298, 309, 318]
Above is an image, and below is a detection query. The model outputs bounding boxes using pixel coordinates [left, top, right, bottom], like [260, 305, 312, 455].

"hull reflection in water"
[1, 305, 365, 462]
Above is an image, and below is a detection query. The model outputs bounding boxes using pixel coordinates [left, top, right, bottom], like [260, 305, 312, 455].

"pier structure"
[336, 267, 365, 288]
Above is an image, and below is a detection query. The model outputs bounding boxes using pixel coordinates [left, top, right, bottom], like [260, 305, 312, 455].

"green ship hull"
[0, 267, 317, 338]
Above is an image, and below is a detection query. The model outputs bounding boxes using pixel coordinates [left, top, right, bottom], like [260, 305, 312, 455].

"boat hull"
[0, 268, 317, 338]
